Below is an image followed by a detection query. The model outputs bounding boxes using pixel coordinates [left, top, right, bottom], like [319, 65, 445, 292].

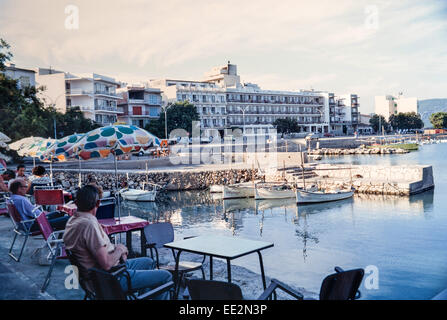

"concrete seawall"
[313, 164, 434, 196]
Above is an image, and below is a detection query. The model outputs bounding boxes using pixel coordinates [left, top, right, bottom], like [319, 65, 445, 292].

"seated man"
[0, 170, 16, 192]
[63, 185, 172, 299]
[9, 179, 69, 232]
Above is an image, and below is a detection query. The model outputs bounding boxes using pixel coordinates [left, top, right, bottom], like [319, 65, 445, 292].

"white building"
[36, 68, 122, 125]
[148, 79, 227, 134]
[375, 94, 419, 121]
[149, 62, 359, 135]
[329, 94, 360, 135]
[117, 85, 162, 128]
[3, 63, 36, 88]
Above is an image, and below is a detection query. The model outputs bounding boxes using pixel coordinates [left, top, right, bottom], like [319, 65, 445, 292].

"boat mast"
[300, 145, 306, 190]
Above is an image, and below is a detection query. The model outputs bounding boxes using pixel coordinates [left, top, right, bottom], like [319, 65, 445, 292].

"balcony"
[94, 91, 120, 99]
[94, 105, 123, 113]
[66, 89, 93, 96]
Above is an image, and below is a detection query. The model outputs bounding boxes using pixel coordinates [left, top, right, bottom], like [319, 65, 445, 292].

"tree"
[273, 117, 299, 134]
[369, 114, 389, 133]
[0, 38, 99, 143]
[145, 101, 200, 138]
[429, 112, 447, 129]
[389, 112, 424, 131]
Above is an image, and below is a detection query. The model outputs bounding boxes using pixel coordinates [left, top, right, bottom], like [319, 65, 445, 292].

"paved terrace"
[0, 213, 313, 300]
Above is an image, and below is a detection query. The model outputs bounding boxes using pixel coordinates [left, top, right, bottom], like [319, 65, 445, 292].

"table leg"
[126, 231, 134, 257]
[174, 249, 183, 299]
[209, 256, 213, 280]
[140, 229, 146, 257]
[227, 259, 232, 283]
[257, 251, 267, 290]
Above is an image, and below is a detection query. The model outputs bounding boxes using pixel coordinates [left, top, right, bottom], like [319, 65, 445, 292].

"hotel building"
[36, 68, 122, 125]
[116, 85, 162, 128]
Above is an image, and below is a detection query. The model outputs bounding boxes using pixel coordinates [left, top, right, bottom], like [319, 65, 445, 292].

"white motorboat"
[254, 183, 296, 200]
[296, 187, 354, 204]
[120, 188, 157, 202]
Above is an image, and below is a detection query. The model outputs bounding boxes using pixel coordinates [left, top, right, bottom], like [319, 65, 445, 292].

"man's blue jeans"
[119, 257, 172, 300]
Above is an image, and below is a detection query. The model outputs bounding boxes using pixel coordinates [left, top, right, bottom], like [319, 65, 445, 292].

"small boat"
[255, 183, 296, 200]
[222, 181, 260, 199]
[296, 187, 354, 204]
[120, 188, 157, 202]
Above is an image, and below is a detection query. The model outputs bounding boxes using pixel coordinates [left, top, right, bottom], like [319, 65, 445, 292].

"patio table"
[57, 203, 148, 257]
[164, 235, 274, 290]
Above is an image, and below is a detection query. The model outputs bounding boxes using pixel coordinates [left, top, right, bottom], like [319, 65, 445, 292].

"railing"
[94, 105, 119, 112]
[94, 91, 120, 98]
[66, 89, 93, 95]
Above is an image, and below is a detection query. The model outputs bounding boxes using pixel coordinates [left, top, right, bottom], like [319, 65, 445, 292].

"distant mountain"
[419, 99, 447, 128]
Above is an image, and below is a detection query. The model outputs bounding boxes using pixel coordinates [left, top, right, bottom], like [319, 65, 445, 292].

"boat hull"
[223, 185, 255, 199]
[121, 189, 157, 202]
[255, 187, 295, 200]
[296, 189, 354, 204]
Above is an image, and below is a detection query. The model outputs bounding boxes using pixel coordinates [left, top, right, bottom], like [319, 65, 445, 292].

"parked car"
[323, 133, 334, 137]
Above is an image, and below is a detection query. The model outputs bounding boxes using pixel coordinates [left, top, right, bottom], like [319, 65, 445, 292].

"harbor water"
[121, 142, 447, 299]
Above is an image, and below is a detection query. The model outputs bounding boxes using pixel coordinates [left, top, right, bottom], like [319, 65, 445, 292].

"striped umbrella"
[70, 125, 160, 160]
[69, 125, 161, 220]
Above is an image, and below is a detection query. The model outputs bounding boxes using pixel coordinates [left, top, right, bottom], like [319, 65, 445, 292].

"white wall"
[36, 72, 67, 113]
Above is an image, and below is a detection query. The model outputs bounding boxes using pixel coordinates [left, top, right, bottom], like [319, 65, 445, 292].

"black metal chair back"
[319, 267, 364, 300]
[89, 267, 128, 300]
[143, 222, 174, 249]
[186, 279, 244, 300]
[65, 249, 96, 300]
[96, 197, 116, 220]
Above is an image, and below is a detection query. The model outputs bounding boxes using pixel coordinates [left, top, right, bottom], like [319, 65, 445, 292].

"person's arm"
[95, 244, 128, 270]
[84, 223, 128, 270]
[0, 176, 8, 192]
[22, 197, 42, 219]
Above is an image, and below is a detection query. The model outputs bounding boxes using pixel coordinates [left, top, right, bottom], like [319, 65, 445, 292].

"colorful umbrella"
[70, 125, 160, 160]
[41, 133, 86, 162]
[69, 125, 161, 220]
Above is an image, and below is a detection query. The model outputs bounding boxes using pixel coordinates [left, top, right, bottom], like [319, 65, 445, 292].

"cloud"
[1, 0, 446, 115]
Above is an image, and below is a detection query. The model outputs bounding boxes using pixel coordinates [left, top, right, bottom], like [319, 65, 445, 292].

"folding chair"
[186, 278, 303, 300]
[7, 198, 42, 262]
[0, 192, 9, 216]
[65, 249, 96, 300]
[35, 212, 67, 292]
[143, 222, 206, 297]
[96, 197, 116, 220]
[186, 266, 364, 300]
[318, 266, 364, 300]
[34, 188, 64, 213]
[88, 266, 174, 300]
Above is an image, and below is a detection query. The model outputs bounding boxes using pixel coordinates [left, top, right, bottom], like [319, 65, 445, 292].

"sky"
[1, 0, 446, 114]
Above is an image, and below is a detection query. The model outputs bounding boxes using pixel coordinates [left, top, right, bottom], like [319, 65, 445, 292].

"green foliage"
[145, 101, 200, 138]
[0, 38, 13, 72]
[0, 38, 99, 146]
[389, 112, 424, 130]
[429, 112, 447, 129]
[273, 117, 299, 134]
[369, 114, 389, 133]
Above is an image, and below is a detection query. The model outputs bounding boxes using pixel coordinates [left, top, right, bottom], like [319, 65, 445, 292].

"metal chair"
[65, 249, 96, 300]
[143, 222, 206, 297]
[318, 267, 364, 300]
[186, 278, 303, 300]
[7, 198, 42, 262]
[88, 266, 174, 300]
[185, 266, 364, 300]
[96, 197, 116, 220]
[34, 212, 67, 292]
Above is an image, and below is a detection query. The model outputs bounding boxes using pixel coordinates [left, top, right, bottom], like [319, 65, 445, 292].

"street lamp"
[40, 92, 66, 139]
[161, 103, 173, 140]
[239, 105, 248, 134]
